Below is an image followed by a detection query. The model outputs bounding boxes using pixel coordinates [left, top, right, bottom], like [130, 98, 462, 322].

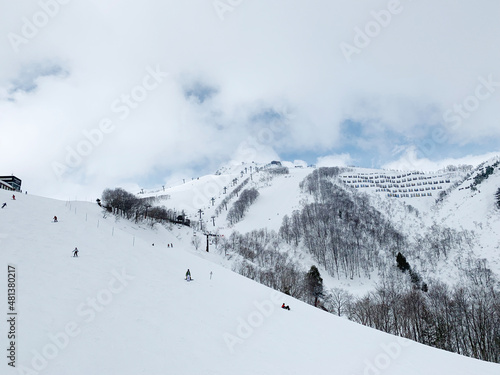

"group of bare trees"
[219, 229, 321, 302]
[217, 167, 500, 363]
[226, 188, 259, 225]
[214, 177, 250, 216]
[101, 188, 186, 226]
[338, 262, 500, 363]
[411, 224, 474, 265]
[280, 177, 405, 280]
[299, 166, 346, 198]
[219, 227, 500, 363]
[265, 166, 289, 176]
[281, 168, 476, 282]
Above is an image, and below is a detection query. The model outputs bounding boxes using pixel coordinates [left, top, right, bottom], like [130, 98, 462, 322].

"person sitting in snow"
[72, 247, 79, 257]
[281, 303, 290, 310]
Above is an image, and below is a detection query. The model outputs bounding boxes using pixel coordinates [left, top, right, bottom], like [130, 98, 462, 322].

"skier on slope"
[186, 269, 191, 281]
[53, 216, 58, 222]
[72, 247, 79, 257]
[1, 203, 6, 209]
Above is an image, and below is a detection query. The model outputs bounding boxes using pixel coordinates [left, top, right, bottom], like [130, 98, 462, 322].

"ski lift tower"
[203, 232, 218, 252]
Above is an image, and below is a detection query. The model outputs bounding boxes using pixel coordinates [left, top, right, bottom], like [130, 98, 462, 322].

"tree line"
[214, 177, 250, 216]
[281, 176, 405, 280]
[265, 166, 289, 176]
[226, 188, 260, 225]
[100, 188, 189, 226]
[219, 229, 324, 306]
[339, 261, 500, 363]
[217, 167, 500, 363]
[220, 228, 500, 363]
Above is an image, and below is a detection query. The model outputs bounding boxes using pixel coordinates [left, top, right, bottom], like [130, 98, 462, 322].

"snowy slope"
[146, 163, 313, 233]
[1, 189, 500, 374]
[434, 161, 500, 272]
[230, 168, 311, 233]
[137, 159, 500, 293]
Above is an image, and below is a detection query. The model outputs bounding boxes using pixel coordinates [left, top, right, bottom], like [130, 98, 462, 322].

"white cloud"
[382, 146, 500, 172]
[1, 0, 499, 198]
[316, 154, 354, 168]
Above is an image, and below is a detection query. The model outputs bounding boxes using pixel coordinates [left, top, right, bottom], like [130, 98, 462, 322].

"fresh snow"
[141, 160, 500, 293]
[1, 184, 500, 374]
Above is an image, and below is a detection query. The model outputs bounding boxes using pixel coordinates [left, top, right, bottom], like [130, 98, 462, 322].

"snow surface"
[1, 188, 500, 374]
[230, 169, 311, 233]
[435, 164, 500, 271]
[139, 160, 500, 293]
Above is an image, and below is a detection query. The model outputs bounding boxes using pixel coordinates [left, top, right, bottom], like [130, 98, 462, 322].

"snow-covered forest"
[96, 158, 500, 364]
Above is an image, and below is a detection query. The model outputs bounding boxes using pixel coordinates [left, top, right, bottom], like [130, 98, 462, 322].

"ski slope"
[1, 189, 499, 374]
[138, 159, 500, 294]
[230, 168, 311, 233]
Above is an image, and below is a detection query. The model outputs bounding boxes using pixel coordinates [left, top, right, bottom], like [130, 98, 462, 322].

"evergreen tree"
[396, 252, 411, 272]
[409, 269, 422, 287]
[495, 187, 500, 209]
[306, 265, 323, 307]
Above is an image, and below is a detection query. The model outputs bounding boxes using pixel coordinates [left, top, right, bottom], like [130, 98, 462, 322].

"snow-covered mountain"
[138, 157, 500, 362]
[143, 157, 500, 281]
[1, 156, 500, 373]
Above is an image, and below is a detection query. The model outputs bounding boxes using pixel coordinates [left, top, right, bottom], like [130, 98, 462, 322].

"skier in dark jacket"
[72, 247, 79, 257]
[1, 203, 6, 209]
[186, 269, 191, 281]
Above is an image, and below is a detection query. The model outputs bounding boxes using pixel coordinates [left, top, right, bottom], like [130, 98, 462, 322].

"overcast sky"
[1, 0, 499, 200]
